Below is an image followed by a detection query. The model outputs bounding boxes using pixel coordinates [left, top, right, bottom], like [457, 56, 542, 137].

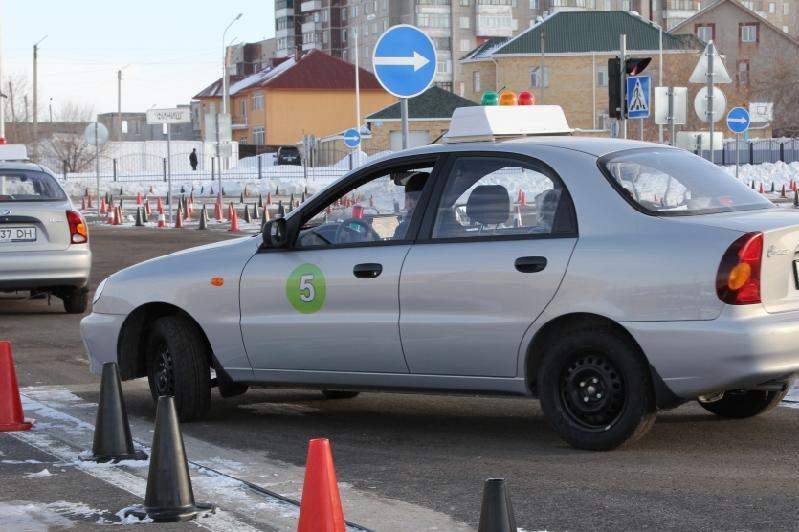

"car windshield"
[600, 148, 773, 215]
[0, 170, 66, 202]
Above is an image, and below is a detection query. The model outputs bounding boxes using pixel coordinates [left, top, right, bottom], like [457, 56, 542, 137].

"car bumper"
[624, 305, 799, 399]
[0, 247, 91, 291]
[80, 311, 125, 375]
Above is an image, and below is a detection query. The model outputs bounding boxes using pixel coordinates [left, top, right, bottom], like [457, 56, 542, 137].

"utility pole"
[222, 13, 242, 117]
[32, 36, 47, 160]
[619, 34, 627, 140]
[48, 98, 52, 122]
[8, 81, 14, 123]
[706, 42, 714, 162]
[539, 30, 545, 104]
[354, 28, 361, 166]
[117, 69, 123, 141]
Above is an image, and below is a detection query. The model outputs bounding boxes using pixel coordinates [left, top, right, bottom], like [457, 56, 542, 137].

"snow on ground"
[723, 161, 799, 188]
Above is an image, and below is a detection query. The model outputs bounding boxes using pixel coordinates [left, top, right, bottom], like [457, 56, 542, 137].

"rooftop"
[366, 86, 477, 121]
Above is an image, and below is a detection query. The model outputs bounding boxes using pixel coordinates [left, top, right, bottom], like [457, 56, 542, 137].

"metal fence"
[696, 138, 799, 166]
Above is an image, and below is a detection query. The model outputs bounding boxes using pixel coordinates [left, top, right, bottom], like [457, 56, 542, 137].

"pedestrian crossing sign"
[626, 75, 651, 119]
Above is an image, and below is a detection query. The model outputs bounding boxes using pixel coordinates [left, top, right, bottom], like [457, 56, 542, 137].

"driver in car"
[393, 171, 429, 239]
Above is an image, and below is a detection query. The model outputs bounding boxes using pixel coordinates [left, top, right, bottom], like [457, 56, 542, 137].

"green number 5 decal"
[286, 263, 326, 313]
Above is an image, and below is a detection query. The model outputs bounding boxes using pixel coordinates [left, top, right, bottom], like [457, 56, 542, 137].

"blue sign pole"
[727, 107, 750, 179]
[343, 128, 361, 149]
[372, 25, 436, 149]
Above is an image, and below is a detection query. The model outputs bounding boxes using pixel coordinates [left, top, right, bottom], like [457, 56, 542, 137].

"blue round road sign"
[726, 107, 750, 134]
[372, 25, 436, 99]
[343, 128, 361, 149]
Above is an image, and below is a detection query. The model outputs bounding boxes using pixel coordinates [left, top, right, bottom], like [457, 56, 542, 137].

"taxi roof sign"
[443, 105, 572, 144]
[0, 144, 29, 161]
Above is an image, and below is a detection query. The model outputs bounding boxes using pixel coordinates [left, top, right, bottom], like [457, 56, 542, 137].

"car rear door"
[239, 155, 441, 375]
[0, 169, 72, 254]
[399, 153, 578, 377]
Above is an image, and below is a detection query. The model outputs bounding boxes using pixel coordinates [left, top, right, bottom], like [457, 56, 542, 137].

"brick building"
[459, 11, 705, 141]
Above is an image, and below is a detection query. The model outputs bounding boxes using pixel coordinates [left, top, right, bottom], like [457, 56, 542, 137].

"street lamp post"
[222, 13, 243, 116]
[32, 35, 48, 160]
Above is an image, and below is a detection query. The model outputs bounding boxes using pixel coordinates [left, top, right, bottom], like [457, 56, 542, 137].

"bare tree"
[752, 55, 799, 137]
[41, 102, 104, 173]
[2, 73, 31, 124]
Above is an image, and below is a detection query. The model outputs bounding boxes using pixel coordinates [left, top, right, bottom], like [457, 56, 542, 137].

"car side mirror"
[262, 218, 288, 249]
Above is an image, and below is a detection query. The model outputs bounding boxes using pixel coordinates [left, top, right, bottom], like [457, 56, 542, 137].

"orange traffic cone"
[157, 196, 164, 215]
[186, 197, 193, 220]
[174, 206, 184, 228]
[759, 182, 764, 194]
[266, 192, 273, 205]
[0, 342, 34, 432]
[214, 201, 223, 222]
[86, 194, 93, 209]
[81, 196, 87, 210]
[144, 198, 152, 219]
[157, 213, 166, 228]
[136, 192, 143, 205]
[297, 439, 345, 532]
[519, 189, 526, 206]
[229, 207, 239, 232]
[781, 184, 787, 198]
[262, 205, 270, 222]
[113, 206, 122, 226]
[100, 197, 107, 215]
[106, 208, 114, 224]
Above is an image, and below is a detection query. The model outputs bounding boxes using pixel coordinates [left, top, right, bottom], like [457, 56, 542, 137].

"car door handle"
[515, 256, 547, 273]
[353, 263, 383, 278]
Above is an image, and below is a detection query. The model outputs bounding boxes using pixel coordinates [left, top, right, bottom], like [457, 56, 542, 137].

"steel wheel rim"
[559, 353, 625, 431]
[155, 342, 174, 396]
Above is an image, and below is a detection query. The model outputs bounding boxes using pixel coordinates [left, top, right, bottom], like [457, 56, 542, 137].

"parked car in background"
[276, 146, 301, 166]
[0, 145, 91, 313]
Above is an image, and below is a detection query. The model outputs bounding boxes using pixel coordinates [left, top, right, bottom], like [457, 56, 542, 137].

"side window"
[431, 156, 573, 239]
[295, 164, 434, 248]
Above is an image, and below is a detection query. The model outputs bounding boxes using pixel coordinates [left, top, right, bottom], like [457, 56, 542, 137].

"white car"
[0, 145, 91, 313]
[82, 104, 799, 450]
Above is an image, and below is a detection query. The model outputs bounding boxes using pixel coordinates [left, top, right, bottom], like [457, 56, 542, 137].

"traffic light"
[608, 56, 652, 119]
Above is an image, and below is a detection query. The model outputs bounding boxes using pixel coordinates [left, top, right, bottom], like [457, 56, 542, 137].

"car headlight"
[93, 277, 109, 305]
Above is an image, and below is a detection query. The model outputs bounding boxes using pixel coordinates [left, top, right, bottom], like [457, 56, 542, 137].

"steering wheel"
[334, 218, 380, 244]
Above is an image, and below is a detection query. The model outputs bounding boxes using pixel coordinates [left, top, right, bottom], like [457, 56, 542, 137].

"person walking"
[189, 148, 198, 171]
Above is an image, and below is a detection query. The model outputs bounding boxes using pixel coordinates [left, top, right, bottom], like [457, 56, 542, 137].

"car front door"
[399, 153, 578, 377]
[240, 156, 440, 376]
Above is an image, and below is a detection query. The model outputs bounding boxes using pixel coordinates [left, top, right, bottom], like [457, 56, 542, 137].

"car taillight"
[66, 210, 88, 244]
[716, 232, 762, 305]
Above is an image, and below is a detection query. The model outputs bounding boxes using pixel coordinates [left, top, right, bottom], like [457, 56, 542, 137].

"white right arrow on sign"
[689, 41, 732, 84]
[373, 51, 430, 72]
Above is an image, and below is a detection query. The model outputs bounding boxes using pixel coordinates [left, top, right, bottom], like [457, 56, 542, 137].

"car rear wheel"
[699, 388, 788, 419]
[62, 288, 88, 314]
[538, 328, 656, 451]
[145, 315, 211, 422]
[321, 390, 360, 400]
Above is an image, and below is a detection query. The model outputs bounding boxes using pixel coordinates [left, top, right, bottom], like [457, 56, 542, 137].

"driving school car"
[81, 101, 799, 450]
[0, 144, 91, 313]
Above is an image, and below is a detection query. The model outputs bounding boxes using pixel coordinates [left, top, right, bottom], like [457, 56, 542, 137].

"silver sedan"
[1, 160, 91, 313]
[81, 138, 799, 450]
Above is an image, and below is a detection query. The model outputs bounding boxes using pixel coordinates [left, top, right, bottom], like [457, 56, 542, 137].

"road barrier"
[298, 438, 346, 532]
[123, 396, 215, 522]
[82, 362, 147, 463]
[0, 341, 34, 432]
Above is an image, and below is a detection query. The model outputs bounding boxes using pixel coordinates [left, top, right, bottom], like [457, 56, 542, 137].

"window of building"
[530, 0, 539, 7]
[252, 94, 264, 111]
[437, 59, 451, 75]
[351, 5, 358, 16]
[459, 81, 465, 97]
[460, 16, 471, 28]
[461, 0, 471, 5]
[433, 37, 451, 51]
[417, 13, 451, 27]
[530, 66, 549, 88]
[597, 66, 608, 87]
[741, 23, 758, 42]
[121, 121, 128, 134]
[622, 0, 631, 9]
[240, 137, 248, 144]
[737, 60, 750, 85]
[239, 99, 247, 119]
[784, 25, 790, 33]
[253, 127, 265, 145]
[768, 2, 776, 12]
[696, 24, 714, 42]
[473, 71, 481, 93]
[784, 2, 789, 14]
[460, 38, 472, 52]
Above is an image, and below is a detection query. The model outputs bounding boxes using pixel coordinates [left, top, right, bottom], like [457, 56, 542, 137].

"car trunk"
[0, 200, 72, 253]
[664, 208, 799, 314]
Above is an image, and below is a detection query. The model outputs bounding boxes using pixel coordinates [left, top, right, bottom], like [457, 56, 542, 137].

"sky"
[2, 0, 274, 119]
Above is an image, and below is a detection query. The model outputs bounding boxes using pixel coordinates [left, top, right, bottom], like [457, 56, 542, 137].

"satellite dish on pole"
[689, 41, 731, 84]
[84, 122, 109, 145]
[694, 86, 726, 123]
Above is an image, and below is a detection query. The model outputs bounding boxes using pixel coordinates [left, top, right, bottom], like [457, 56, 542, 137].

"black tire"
[321, 390, 360, 400]
[538, 328, 656, 451]
[62, 288, 89, 314]
[699, 388, 788, 419]
[145, 315, 211, 422]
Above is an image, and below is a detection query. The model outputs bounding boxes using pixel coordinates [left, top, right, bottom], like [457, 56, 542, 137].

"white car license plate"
[0, 227, 37, 243]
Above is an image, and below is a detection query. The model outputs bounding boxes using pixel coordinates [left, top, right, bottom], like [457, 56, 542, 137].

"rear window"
[599, 148, 773, 215]
[0, 171, 66, 202]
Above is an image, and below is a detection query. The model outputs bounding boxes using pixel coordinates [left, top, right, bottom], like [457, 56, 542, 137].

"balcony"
[276, 8, 294, 18]
[301, 0, 322, 12]
[301, 20, 323, 33]
[302, 41, 323, 51]
[276, 26, 293, 38]
[476, 5, 514, 37]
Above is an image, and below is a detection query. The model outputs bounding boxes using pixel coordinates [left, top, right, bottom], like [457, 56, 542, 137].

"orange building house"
[193, 50, 395, 148]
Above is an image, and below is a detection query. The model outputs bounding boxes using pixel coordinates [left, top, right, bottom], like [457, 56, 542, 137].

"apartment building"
[226, 39, 278, 77]
[663, 0, 798, 32]
[276, 0, 656, 92]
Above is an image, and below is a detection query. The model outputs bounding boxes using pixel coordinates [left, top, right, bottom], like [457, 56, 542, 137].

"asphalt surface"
[3, 224, 799, 531]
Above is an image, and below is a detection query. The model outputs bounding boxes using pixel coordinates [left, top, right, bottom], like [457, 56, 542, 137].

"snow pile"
[723, 161, 799, 188]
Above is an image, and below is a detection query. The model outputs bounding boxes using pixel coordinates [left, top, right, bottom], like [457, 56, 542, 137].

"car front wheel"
[699, 388, 788, 419]
[538, 328, 656, 451]
[145, 315, 211, 422]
